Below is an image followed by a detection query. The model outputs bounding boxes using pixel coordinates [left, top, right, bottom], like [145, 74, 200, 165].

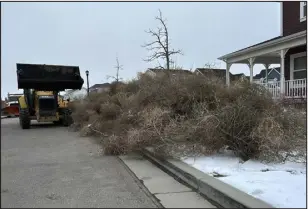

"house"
[233, 73, 247, 81]
[63, 87, 87, 101]
[144, 68, 193, 77]
[195, 68, 230, 78]
[252, 67, 281, 83]
[218, 2, 307, 99]
[89, 83, 111, 93]
[195, 68, 246, 81]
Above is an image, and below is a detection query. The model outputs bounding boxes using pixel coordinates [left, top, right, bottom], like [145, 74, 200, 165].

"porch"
[256, 78, 306, 99]
[218, 31, 307, 100]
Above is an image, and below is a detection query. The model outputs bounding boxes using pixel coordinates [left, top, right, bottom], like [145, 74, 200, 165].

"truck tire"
[62, 109, 73, 127]
[19, 108, 30, 129]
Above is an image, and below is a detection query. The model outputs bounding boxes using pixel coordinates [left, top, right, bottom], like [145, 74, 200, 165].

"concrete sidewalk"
[120, 155, 215, 208]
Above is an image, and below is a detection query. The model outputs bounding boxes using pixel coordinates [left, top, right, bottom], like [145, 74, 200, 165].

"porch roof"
[218, 31, 307, 64]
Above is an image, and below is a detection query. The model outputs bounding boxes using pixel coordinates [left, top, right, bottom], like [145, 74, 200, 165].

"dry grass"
[71, 73, 307, 163]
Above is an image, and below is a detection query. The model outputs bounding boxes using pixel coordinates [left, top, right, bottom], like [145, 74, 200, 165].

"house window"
[290, 52, 307, 80]
[300, 2, 307, 22]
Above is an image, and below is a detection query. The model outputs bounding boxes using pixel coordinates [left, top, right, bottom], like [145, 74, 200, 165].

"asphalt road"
[1, 118, 159, 208]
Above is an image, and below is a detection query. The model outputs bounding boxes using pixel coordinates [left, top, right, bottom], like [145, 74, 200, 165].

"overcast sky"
[1, 2, 280, 98]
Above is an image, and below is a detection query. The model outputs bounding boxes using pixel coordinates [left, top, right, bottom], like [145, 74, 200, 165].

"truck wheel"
[19, 108, 30, 129]
[62, 109, 73, 127]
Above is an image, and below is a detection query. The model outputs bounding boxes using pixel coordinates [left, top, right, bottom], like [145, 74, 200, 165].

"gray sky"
[1, 2, 280, 98]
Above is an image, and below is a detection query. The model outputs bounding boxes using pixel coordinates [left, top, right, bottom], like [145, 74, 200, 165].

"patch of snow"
[183, 154, 242, 176]
[219, 171, 306, 208]
[182, 154, 306, 208]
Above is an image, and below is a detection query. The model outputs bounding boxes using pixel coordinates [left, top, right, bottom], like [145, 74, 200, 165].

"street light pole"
[86, 70, 89, 97]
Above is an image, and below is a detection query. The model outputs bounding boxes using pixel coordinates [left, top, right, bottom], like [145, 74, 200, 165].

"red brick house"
[218, 2, 307, 99]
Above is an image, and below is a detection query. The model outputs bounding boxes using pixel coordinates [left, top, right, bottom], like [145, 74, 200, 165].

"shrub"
[70, 72, 306, 163]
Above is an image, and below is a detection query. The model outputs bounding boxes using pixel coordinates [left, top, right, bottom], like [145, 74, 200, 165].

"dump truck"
[1, 93, 23, 117]
[16, 63, 84, 129]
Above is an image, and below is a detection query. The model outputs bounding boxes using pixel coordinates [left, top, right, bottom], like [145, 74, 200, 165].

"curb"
[141, 148, 274, 208]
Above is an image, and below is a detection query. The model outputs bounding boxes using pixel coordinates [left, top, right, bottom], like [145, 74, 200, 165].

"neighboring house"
[252, 67, 281, 83]
[89, 83, 111, 93]
[218, 2, 307, 99]
[63, 87, 87, 101]
[145, 68, 193, 77]
[233, 73, 247, 81]
[195, 68, 246, 81]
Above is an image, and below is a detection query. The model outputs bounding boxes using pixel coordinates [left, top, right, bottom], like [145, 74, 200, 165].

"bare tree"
[107, 55, 123, 84]
[142, 9, 183, 70]
[203, 62, 220, 69]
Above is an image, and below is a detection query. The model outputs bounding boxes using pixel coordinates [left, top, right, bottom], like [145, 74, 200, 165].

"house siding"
[283, 2, 307, 37]
[268, 69, 281, 81]
[284, 45, 307, 81]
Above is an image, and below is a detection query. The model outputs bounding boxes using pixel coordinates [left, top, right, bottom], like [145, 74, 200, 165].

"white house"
[89, 83, 111, 93]
[63, 87, 87, 101]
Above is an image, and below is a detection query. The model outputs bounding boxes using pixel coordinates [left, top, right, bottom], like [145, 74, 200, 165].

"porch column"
[226, 62, 232, 86]
[280, 49, 289, 95]
[248, 57, 255, 83]
[263, 64, 270, 83]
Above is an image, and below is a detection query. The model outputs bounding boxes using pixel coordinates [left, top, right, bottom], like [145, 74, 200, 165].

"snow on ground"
[182, 152, 306, 208]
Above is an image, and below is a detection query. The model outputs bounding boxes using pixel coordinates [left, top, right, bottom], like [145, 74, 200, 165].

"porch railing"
[285, 78, 307, 98]
[257, 81, 281, 98]
[255, 79, 307, 99]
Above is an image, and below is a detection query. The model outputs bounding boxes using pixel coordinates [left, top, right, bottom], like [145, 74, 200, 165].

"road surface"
[1, 118, 159, 208]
